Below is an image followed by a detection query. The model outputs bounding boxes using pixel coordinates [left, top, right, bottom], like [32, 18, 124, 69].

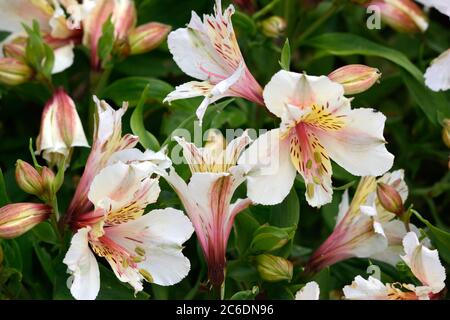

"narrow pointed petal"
[63, 227, 100, 300]
[424, 49, 450, 92]
[295, 281, 320, 300]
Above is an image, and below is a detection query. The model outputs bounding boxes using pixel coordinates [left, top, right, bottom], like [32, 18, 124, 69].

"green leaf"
[227, 260, 259, 282]
[250, 225, 296, 254]
[32, 222, 58, 245]
[269, 188, 300, 228]
[0, 168, 10, 206]
[279, 38, 291, 71]
[308, 33, 423, 82]
[232, 11, 257, 35]
[23, 21, 54, 79]
[229, 286, 259, 300]
[130, 84, 161, 151]
[233, 209, 261, 255]
[98, 18, 115, 68]
[413, 210, 450, 264]
[33, 243, 55, 285]
[402, 71, 450, 125]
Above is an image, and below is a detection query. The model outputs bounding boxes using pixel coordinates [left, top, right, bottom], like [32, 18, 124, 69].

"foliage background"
[0, 0, 449, 299]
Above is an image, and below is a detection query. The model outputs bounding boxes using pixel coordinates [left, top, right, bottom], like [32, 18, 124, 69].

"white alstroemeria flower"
[36, 88, 89, 167]
[306, 169, 417, 272]
[64, 161, 194, 300]
[239, 71, 394, 208]
[295, 281, 320, 300]
[343, 232, 446, 300]
[66, 97, 139, 223]
[164, 0, 264, 124]
[164, 131, 253, 287]
[0, 0, 80, 73]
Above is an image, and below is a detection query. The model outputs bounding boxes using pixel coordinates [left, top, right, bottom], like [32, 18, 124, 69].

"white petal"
[401, 232, 446, 293]
[336, 189, 350, 226]
[52, 43, 75, 74]
[0, 0, 52, 34]
[316, 108, 394, 176]
[63, 227, 100, 300]
[88, 162, 160, 212]
[108, 148, 172, 176]
[238, 128, 297, 205]
[343, 276, 389, 300]
[263, 71, 346, 118]
[424, 49, 450, 92]
[295, 281, 320, 300]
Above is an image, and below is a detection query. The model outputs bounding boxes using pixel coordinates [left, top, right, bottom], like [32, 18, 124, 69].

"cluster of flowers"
[0, 0, 448, 300]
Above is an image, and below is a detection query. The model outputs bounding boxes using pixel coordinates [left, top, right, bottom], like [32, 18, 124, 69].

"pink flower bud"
[0, 58, 33, 86]
[15, 160, 45, 197]
[367, 0, 428, 33]
[328, 64, 381, 95]
[377, 182, 404, 216]
[2, 37, 27, 60]
[0, 203, 51, 239]
[128, 22, 171, 55]
[36, 88, 89, 167]
[255, 254, 293, 282]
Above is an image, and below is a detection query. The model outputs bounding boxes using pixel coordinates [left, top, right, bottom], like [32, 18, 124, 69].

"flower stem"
[252, 0, 282, 20]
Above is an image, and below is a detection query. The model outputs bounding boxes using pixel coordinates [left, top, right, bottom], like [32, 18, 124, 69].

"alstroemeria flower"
[295, 281, 320, 300]
[343, 232, 446, 300]
[164, 0, 264, 124]
[0, 0, 81, 73]
[64, 161, 194, 300]
[239, 71, 394, 207]
[415, 0, 450, 17]
[164, 131, 253, 287]
[65, 96, 171, 229]
[65, 97, 138, 224]
[306, 170, 427, 272]
[36, 88, 89, 167]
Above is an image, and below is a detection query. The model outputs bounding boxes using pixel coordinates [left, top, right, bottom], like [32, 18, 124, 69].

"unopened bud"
[3, 37, 27, 60]
[0, 203, 51, 239]
[366, 0, 428, 33]
[261, 16, 287, 38]
[0, 58, 33, 86]
[442, 119, 450, 149]
[128, 22, 171, 55]
[328, 64, 381, 95]
[377, 182, 404, 216]
[16, 160, 44, 196]
[255, 254, 293, 282]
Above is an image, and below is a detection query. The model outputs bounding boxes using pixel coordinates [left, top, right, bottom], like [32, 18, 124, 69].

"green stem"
[252, 0, 282, 20]
[293, 1, 342, 48]
[88, 67, 113, 134]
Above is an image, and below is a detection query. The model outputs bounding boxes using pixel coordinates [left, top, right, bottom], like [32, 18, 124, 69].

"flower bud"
[128, 22, 171, 55]
[366, 0, 428, 33]
[0, 203, 51, 239]
[442, 119, 450, 149]
[41, 167, 56, 193]
[255, 254, 293, 282]
[36, 88, 89, 168]
[261, 16, 287, 38]
[3, 37, 27, 60]
[0, 58, 33, 86]
[377, 182, 404, 216]
[328, 64, 381, 95]
[15, 160, 44, 196]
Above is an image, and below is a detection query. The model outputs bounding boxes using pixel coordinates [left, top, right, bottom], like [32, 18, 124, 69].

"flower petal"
[238, 128, 297, 205]
[295, 281, 320, 300]
[52, 43, 75, 74]
[424, 48, 450, 92]
[63, 227, 100, 300]
[401, 232, 446, 293]
[315, 108, 394, 176]
[343, 276, 389, 300]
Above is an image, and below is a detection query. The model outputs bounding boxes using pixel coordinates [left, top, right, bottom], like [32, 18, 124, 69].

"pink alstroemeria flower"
[164, 0, 264, 124]
[164, 131, 253, 288]
[64, 161, 194, 300]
